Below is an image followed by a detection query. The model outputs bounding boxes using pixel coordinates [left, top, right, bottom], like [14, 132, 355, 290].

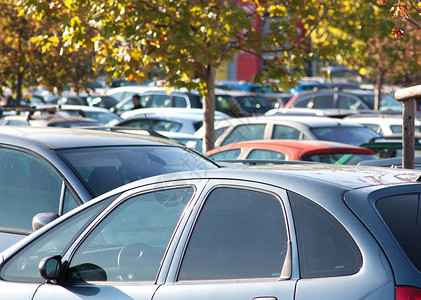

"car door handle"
[254, 298, 277, 300]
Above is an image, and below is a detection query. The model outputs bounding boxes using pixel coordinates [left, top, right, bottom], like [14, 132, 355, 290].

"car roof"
[120, 107, 231, 120]
[1, 113, 100, 123]
[0, 126, 184, 149]
[208, 139, 374, 153]
[110, 163, 421, 193]
[213, 115, 366, 128]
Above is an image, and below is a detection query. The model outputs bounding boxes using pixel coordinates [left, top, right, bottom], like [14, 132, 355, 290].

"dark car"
[284, 89, 371, 112]
[0, 126, 218, 251]
[1, 164, 421, 299]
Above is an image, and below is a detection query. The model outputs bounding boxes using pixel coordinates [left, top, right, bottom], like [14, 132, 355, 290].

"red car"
[206, 139, 377, 165]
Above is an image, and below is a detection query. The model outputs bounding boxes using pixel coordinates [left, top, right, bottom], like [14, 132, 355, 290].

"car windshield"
[57, 146, 217, 197]
[311, 126, 380, 146]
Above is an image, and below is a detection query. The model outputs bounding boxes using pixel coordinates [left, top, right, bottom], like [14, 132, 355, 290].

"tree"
[0, 0, 98, 104]
[318, 2, 421, 108]
[376, 0, 421, 38]
[20, 0, 375, 151]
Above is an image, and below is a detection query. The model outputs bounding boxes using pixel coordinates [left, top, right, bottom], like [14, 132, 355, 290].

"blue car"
[1, 164, 421, 299]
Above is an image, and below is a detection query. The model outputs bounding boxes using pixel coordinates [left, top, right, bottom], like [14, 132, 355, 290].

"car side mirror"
[32, 212, 59, 231]
[39, 255, 62, 283]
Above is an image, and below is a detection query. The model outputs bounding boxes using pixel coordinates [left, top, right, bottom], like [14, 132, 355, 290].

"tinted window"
[311, 95, 334, 108]
[376, 194, 421, 272]
[390, 125, 402, 134]
[337, 95, 366, 110]
[301, 153, 378, 165]
[58, 146, 216, 197]
[0, 148, 64, 232]
[247, 149, 286, 160]
[311, 126, 380, 146]
[292, 97, 311, 108]
[173, 96, 188, 108]
[222, 124, 266, 146]
[68, 187, 194, 282]
[289, 191, 362, 278]
[178, 187, 288, 280]
[272, 125, 304, 140]
[209, 149, 241, 160]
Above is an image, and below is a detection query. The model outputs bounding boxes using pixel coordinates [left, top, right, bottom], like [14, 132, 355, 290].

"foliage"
[0, 0, 97, 101]
[16, 0, 418, 149]
[376, 0, 421, 38]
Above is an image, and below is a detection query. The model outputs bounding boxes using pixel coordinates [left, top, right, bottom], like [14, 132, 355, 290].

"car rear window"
[311, 126, 380, 146]
[376, 194, 421, 272]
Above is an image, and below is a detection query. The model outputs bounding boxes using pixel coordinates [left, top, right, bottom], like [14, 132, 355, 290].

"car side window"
[178, 187, 289, 280]
[0, 148, 64, 232]
[222, 124, 266, 146]
[0, 197, 113, 283]
[173, 96, 188, 108]
[292, 97, 311, 108]
[311, 95, 334, 108]
[272, 125, 303, 140]
[67, 187, 194, 282]
[209, 149, 241, 160]
[288, 191, 362, 278]
[247, 149, 286, 160]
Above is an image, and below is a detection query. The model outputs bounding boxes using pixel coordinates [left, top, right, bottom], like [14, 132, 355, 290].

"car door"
[154, 180, 297, 300]
[32, 182, 207, 300]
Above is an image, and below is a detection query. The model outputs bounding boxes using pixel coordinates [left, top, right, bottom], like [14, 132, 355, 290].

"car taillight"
[396, 286, 421, 300]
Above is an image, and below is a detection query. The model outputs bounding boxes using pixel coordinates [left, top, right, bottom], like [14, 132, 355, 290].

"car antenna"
[143, 114, 167, 139]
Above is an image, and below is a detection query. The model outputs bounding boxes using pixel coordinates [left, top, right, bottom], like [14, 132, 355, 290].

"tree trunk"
[203, 65, 216, 153]
[13, 72, 24, 107]
[374, 73, 383, 111]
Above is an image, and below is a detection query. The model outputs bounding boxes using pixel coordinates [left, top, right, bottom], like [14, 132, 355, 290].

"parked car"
[1, 164, 421, 299]
[111, 88, 247, 118]
[57, 93, 119, 109]
[0, 113, 105, 128]
[360, 135, 421, 158]
[221, 90, 274, 115]
[118, 108, 231, 135]
[215, 80, 291, 107]
[194, 116, 381, 148]
[57, 105, 123, 127]
[0, 126, 218, 251]
[283, 89, 372, 112]
[358, 156, 421, 169]
[206, 139, 378, 165]
[344, 113, 421, 136]
[106, 85, 162, 102]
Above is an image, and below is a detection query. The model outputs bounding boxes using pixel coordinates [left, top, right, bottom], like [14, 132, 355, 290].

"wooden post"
[394, 85, 421, 169]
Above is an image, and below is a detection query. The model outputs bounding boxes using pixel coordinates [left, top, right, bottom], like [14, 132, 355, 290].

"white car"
[194, 115, 381, 147]
[105, 85, 164, 102]
[57, 105, 123, 126]
[344, 114, 421, 136]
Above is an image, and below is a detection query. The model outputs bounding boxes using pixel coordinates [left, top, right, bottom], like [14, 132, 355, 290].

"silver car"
[1, 164, 421, 299]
